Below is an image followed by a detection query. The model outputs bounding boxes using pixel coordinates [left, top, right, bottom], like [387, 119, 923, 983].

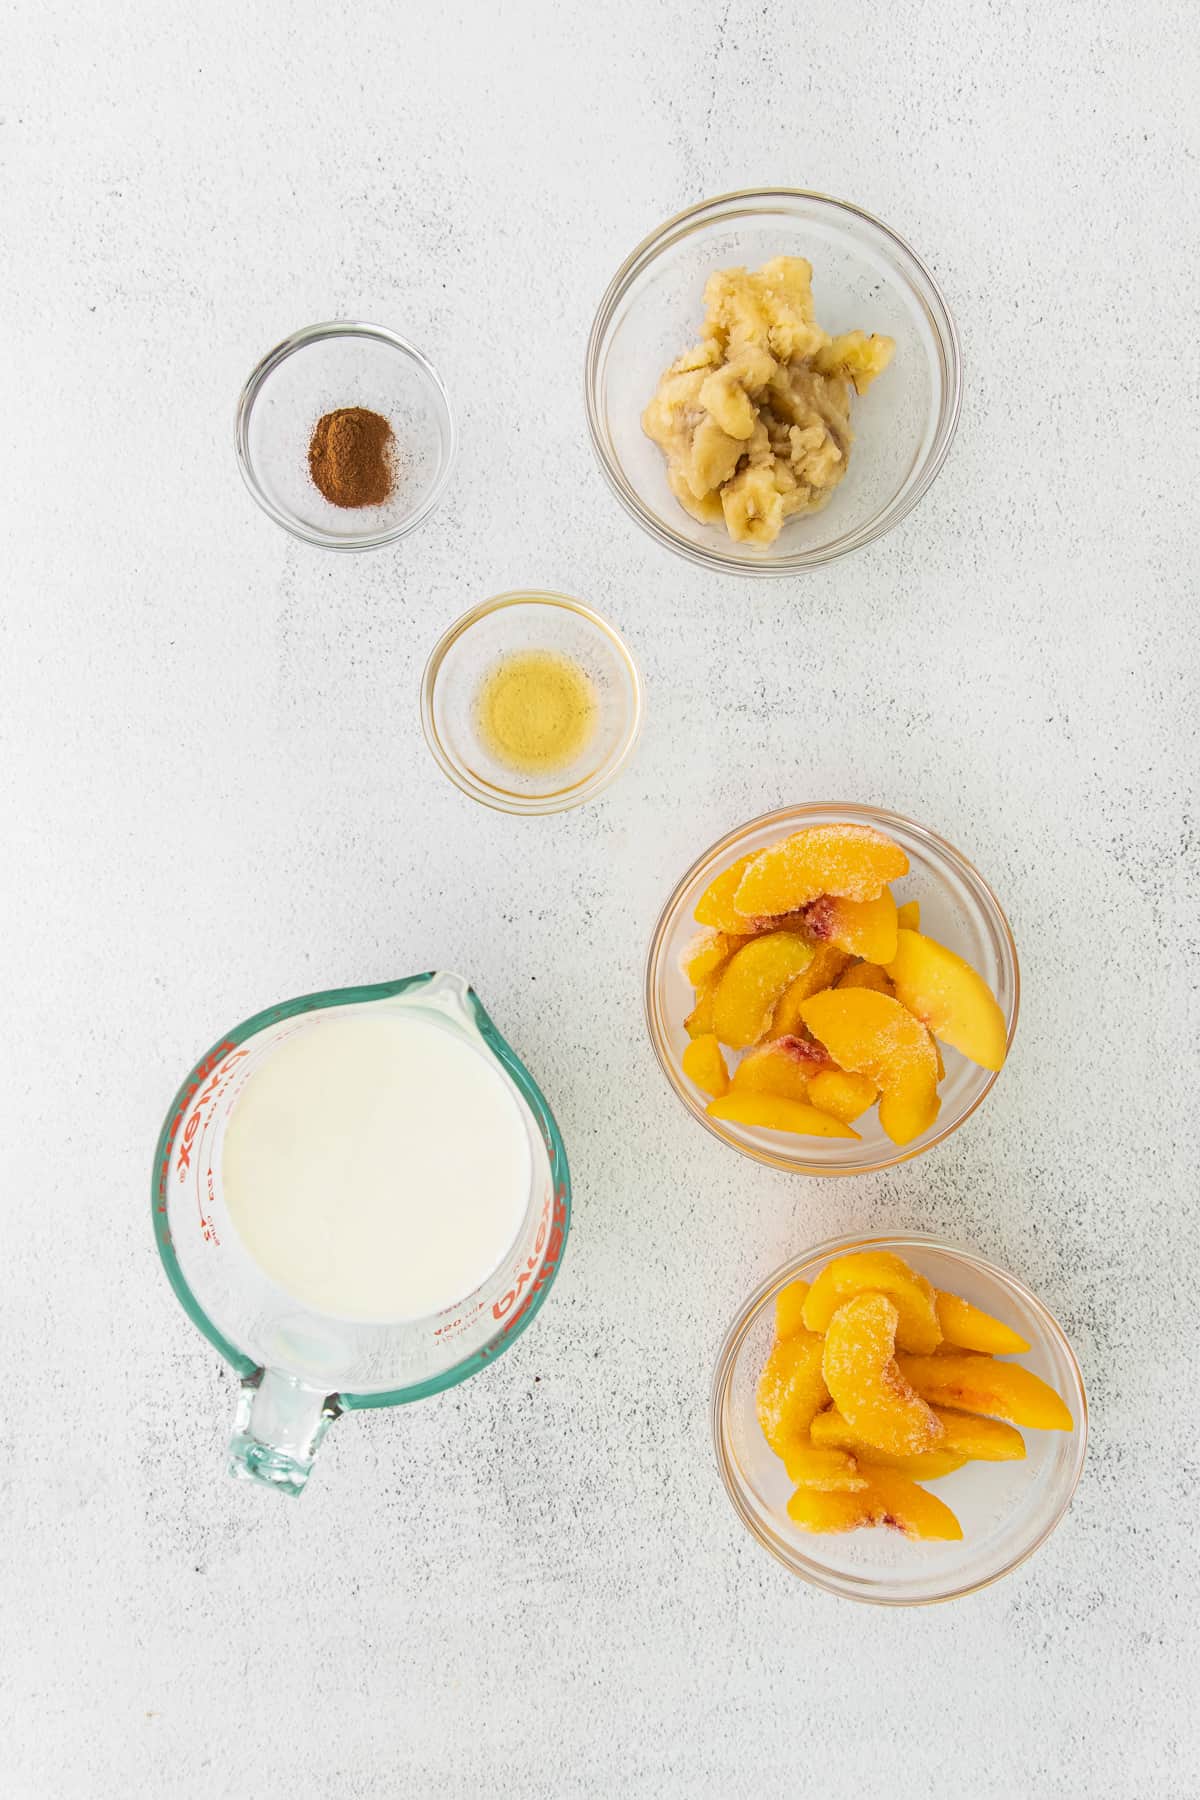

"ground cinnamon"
[307, 407, 396, 508]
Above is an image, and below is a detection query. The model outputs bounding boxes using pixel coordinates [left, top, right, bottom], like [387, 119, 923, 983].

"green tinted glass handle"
[227, 1370, 341, 1497]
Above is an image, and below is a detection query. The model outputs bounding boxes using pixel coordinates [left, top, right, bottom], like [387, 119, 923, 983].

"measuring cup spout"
[227, 1368, 341, 1496]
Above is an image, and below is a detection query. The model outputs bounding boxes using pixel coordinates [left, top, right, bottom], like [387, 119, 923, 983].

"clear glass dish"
[712, 1233, 1088, 1605]
[586, 189, 960, 575]
[235, 321, 456, 550]
[645, 803, 1018, 1173]
[421, 591, 643, 815]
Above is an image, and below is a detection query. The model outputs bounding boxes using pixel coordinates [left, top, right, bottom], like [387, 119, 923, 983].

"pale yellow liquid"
[475, 650, 597, 773]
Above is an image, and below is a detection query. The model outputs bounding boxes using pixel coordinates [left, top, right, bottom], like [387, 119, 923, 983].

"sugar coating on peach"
[804, 888, 899, 965]
[935, 1290, 1030, 1355]
[885, 928, 1008, 1072]
[733, 823, 909, 918]
[680, 1032, 729, 1098]
[770, 945, 853, 1034]
[897, 1354, 1073, 1432]
[835, 961, 895, 997]
[693, 852, 758, 935]
[783, 1444, 867, 1491]
[706, 1091, 859, 1139]
[730, 1034, 833, 1102]
[805, 1068, 878, 1124]
[712, 931, 815, 1048]
[774, 1278, 811, 1340]
[821, 1293, 944, 1455]
[798, 988, 940, 1146]
[802, 1250, 943, 1353]
[809, 1414, 967, 1478]
[755, 1330, 829, 1460]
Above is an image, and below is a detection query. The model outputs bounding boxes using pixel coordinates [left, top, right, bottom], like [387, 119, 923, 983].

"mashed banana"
[642, 257, 894, 546]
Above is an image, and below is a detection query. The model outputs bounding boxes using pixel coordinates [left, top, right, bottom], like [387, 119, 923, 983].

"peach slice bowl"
[644, 804, 1019, 1175]
[712, 1234, 1087, 1605]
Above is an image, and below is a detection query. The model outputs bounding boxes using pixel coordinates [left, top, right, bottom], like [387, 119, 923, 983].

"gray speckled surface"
[3, 1, 1198, 1794]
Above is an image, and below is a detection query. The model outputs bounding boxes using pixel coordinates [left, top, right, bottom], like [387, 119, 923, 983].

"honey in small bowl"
[474, 649, 597, 774]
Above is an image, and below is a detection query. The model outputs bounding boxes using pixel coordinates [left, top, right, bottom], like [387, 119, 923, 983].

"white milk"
[221, 1009, 531, 1321]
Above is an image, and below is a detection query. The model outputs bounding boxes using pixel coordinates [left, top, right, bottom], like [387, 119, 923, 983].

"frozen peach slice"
[730, 1034, 832, 1102]
[809, 1415, 967, 1479]
[680, 928, 744, 986]
[693, 853, 757, 934]
[755, 1330, 829, 1460]
[812, 1403, 1025, 1463]
[804, 888, 899, 964]
[712, 931, 814, 1048]
[821, 1294, 944, 1455]
[798, 989, 940, 1147]
[706, 1092, 859, 1139]
[774, 1278, 811, 1340]
[680, 1032, 729, 1098]
[782, 1444, 867, 1491]
[896, 899, 920, 931]
[835, 960, 896, 997]
[806, 1068, 878, 1124]
[802, 1250, 942, 1353]
[733, 823, 909, 917]
[935, 1290, 1030, 1355]
[856, 1468, 963, 1541]
[684, 979, 717, 1038]
[885, 928, 1008, 1072]
[787, 1486, 874, 1533]
[897, 1354, 1073, 1431]
[770, 945, 853, 1034]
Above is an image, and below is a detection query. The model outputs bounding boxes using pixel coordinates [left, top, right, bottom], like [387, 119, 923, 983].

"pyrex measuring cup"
[152, 973, 570, 1495]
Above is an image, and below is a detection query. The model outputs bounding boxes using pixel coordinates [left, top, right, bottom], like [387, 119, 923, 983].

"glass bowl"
[645, 803, 1018, 1173]
[712, 1233, 1088, 1604]
[235, 321, 456, 550]
[585, 189, 961, 575]
[421, 591, 643, 815]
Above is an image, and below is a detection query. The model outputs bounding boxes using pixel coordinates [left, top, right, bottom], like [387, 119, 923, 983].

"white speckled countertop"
[3, 2, 1198, 1794]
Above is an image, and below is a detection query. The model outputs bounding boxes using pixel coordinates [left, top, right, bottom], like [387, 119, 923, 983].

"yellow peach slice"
[896, 1354, 1073, 1431]
[802, 1250, 942, 1353]
[812, 1402, 1025, 1463]
[896, 899, 920, 931]
[706, 1092, 859, 1138]
[770, 945, 853, 1034]
[782, 1444, 867, 1491]
[733, 823, 909, 918]
[755, 1331, 829, 1460]
[775, 1278, 811, 1340]
[822, 1294, 944, 1455]
[680, 1033, 729, 1098]
[798, 989, 940, 1147]
[693, 853, 757, 935]
[835, 961, 896, 997]
[712, 931, 814, 1048]
[787, 1486, 875, 1533]
[684, 979, 717, 1038]
[680, 928, 745, 986]
[730, 1034, 832, 1102]
[885, 929, 1008, 1072]
[805, 888, 899, 964]
[935, 1290, 1030, 1355]
[805, 1068, 878, 1124]
[808, 1415, 967, 1479]
[856, 1468, 963, 1540]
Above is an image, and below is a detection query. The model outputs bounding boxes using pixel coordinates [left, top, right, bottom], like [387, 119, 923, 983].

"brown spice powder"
[307, 407, 396, 508]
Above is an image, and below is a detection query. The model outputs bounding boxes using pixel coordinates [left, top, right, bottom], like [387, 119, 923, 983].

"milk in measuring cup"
[221, 1009, 531, 1322]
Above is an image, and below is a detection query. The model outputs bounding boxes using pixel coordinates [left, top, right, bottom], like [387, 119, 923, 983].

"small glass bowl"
[712, 1233, 1088, 1605]
[586, 189, 961, 575]
[235, 321, 456, 550]
[421, 592, 643, 815]
[645, 803, 1018, 1174]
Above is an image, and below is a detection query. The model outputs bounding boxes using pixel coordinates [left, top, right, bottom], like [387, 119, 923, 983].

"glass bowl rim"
[711, 1230, 1089, 1605]
[584, 186, 963, 577]
[644, 802, 1020, 1174]
[234, 319, 458, 552]
[419, 589, 645, 816]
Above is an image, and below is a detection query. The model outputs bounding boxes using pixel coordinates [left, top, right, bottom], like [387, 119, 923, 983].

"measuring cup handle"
[227, 1369, 341, 1496]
